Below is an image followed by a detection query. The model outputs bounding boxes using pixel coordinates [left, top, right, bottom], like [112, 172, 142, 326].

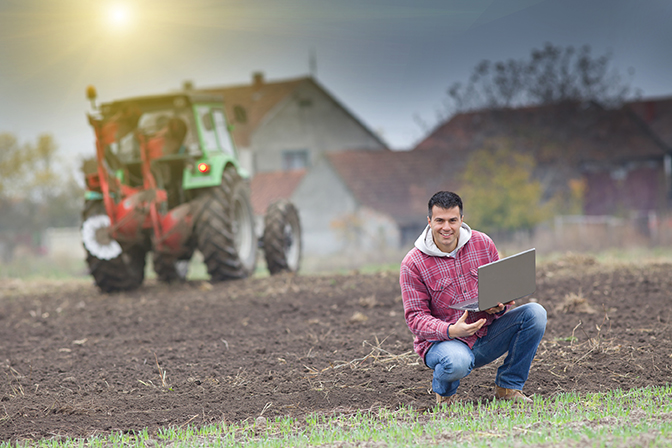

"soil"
[2, 254, 672, 442]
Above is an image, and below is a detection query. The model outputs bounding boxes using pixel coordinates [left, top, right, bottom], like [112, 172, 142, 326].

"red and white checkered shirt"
[400, 229, 504, 362]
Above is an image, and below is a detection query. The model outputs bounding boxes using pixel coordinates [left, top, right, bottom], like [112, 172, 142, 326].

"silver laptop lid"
[477, 248, 536, 311]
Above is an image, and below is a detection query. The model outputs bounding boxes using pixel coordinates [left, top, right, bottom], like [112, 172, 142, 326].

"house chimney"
[182, 80, 194, 91]
[252, 72, 264, 90]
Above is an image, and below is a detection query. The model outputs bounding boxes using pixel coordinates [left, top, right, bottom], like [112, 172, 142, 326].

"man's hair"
[428, 191, 463, 218]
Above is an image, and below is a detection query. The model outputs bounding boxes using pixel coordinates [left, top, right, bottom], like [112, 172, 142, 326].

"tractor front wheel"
[81, 201, 148, 293]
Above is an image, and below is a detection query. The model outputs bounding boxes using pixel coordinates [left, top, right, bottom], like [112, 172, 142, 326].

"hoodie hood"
[414, 222, 472, 257]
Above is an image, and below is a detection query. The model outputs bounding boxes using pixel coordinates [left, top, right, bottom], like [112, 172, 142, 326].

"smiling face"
[428, 205, 463, 253]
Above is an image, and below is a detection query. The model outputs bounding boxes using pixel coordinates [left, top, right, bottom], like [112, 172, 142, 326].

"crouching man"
[400, 191, 546, 405]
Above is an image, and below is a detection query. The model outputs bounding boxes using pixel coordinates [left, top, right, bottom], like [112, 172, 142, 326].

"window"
[282, 150, 309, 171]
[196, 105, 218, 151]
[212, 109, 236, 156]
[298, 98, 313, 108]
[196, 106, 237, 156]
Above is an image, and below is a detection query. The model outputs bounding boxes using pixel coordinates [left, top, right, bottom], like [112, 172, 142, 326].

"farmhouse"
[415, 98, 672, 218]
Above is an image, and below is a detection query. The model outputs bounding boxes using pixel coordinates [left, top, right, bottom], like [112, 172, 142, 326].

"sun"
[106, 3, 133, 29]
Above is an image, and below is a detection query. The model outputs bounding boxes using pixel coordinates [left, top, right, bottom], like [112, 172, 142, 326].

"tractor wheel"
[194, 166, 257, 281]
[262, 199, 302, 274]
[152, 251, 192, 283]
[153, 233, 196, 283]
[81, 201, 147, 293]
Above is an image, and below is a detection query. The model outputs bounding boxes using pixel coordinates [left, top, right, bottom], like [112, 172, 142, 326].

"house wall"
[291, 157, 399, 255]
[250, 82, 385, 174]
[354, 207, 402, 253]
[583, 162, 665, 215]
[237, 148, 254, 175]
[291, 156, 358, 255]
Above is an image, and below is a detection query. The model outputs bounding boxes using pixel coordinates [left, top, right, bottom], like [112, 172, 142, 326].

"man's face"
[428, 205, 463, 253]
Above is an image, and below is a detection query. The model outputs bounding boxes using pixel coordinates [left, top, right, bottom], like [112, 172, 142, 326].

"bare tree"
[446, 43, 638, 114]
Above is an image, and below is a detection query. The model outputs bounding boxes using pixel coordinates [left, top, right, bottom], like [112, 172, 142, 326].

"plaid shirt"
[400, 229, 504, 362]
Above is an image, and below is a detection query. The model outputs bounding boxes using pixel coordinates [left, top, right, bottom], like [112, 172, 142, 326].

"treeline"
[415, 43, 639, 131]
[0, 133, 83, 261]
[447, 42, 638, 112]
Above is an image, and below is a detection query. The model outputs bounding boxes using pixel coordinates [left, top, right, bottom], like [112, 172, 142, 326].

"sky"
[1, 0, 671, 175]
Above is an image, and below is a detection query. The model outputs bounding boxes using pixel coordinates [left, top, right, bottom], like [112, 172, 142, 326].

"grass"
[3, 385, 672, 447]
[537, 247, 672, 266]
[0, 251, 269, 282]
[4, 246, 672, 281]
[590, 246, 672, 265]
[0, 254, 88, 280]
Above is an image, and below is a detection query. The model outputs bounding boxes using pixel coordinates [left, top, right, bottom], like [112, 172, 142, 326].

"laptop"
[449, 248, 536, 311]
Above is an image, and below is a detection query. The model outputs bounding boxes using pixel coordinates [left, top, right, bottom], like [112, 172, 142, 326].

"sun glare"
[107, 3, 132, 28]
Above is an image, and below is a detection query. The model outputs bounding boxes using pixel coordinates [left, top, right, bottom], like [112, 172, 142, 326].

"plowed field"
[2, 254, 671, 442]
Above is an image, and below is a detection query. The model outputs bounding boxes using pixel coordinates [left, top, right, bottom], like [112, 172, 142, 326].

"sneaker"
[435, 393, 459, 406]
[494, 386, 533, 403]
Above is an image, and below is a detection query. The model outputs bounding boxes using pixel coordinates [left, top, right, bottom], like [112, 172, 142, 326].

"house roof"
[198, 73, 387, 149]
[625, 97, 672, 153]
[414, 99, 672, 168]
[325, 149, 459, 226]
[199, 75, 307, 148]
[250, 169, 307, 215]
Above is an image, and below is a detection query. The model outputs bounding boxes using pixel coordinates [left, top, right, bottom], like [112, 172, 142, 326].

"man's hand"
[448, 311, 486, 338]
[485, 300, 515, 315]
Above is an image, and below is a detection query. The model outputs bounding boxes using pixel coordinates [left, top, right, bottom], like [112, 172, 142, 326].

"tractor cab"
[85, 92, 246, 209]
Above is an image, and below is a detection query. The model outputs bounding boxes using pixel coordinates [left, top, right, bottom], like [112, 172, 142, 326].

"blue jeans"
[425, 303, 547, 397]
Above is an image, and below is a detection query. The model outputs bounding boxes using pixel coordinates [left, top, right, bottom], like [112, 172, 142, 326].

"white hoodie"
[414, 222, 473, 258]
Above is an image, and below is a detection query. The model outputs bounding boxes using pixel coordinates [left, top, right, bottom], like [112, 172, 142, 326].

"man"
[400, 191, 546, 405]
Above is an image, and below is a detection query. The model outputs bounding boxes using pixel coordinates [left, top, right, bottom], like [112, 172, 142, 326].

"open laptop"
[449, 248, 536, 311]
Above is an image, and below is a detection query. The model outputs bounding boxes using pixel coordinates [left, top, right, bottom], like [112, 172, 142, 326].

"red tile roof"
[626, 97, 672, 151]
[250, 169, 307, 215]
[414, 99, 672, 166]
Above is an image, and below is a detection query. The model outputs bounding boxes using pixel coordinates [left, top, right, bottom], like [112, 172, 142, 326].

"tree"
[0, 133, 83, 261]
[0, 133, 60, 197]
[0, 133, 24, 197]
[459, 139, 553, 235]
[447, 43, 638, 113]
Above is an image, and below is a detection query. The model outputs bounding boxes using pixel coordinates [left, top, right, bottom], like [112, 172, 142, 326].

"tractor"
[81, 86, 301, 293]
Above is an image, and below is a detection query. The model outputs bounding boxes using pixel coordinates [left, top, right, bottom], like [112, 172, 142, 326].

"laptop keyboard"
[462, 302, 479, 311]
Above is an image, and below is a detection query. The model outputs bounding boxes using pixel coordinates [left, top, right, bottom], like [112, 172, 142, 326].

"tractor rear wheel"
[81, 201, 147, 293]
[263, 199, 302, 274]
[194, 166, 257, 281]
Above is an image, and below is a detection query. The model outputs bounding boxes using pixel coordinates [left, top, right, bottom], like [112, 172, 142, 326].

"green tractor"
[81, 86, 301, 293]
